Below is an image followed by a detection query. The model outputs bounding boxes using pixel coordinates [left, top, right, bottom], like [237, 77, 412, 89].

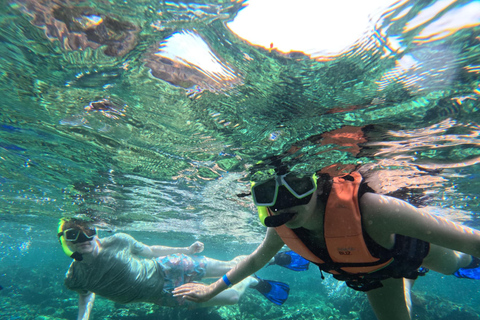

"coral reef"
[2, 262, 480, 319]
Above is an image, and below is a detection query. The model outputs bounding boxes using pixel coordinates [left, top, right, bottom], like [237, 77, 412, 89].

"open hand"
[188, 241, 204, 254]
[172, 282, 213, 303]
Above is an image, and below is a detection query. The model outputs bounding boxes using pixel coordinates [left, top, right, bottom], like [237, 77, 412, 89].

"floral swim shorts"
[155, 253, 207, 307]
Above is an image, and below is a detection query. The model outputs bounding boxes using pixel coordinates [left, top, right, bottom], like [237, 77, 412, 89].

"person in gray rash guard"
[58, 218, 260, 320]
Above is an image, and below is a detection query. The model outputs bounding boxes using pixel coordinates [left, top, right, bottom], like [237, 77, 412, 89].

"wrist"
[210, 280, 227, 297]
[222, 274, 232, 287]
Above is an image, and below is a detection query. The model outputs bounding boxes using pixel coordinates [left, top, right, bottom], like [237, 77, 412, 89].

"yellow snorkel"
[250, 181, 268, 226]
[250, 181, 269, 226]
[250, 164, 275, 226]
[257, 205, 269, 226]
[57, 218, 83, 261]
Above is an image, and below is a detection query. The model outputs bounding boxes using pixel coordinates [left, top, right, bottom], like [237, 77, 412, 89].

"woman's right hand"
[172, 282, 215, 303]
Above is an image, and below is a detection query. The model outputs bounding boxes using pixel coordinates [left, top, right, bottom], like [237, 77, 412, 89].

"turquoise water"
[1, 0, 480, 319]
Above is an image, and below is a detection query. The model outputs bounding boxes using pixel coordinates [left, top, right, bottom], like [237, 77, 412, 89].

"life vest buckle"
[344, 278, 383, 292]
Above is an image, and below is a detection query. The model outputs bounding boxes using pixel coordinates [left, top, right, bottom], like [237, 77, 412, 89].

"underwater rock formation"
[16, 0, 139, 57]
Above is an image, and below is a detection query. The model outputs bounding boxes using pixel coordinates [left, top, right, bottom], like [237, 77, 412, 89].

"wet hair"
[61, 218, 94, 233]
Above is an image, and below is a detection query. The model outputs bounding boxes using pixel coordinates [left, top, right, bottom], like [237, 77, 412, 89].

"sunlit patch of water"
[145, 29, 243, 96]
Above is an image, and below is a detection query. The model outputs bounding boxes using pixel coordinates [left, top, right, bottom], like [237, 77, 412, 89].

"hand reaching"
[172, 282, 214, 303]
[188, 241, 204, 254]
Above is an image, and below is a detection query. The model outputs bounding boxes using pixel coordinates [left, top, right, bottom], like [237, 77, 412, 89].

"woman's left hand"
[172, 282, 214, 303]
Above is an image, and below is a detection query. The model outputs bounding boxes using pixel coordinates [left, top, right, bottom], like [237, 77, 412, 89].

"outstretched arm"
[172, 228, 284, 303]
[140, 241, 204, 258]
[361, 192, 480, 257]
[78, 291, 95, 320]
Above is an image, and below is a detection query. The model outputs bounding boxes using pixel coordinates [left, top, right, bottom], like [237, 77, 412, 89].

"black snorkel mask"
[57, 219, 97, 261]
[62, 228, 97, 244]
[252, 174, 318, 227]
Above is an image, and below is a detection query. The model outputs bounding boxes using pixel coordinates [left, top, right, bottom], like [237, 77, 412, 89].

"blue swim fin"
[269, 251, 310, 271]
[454, 256, 480, 279]
[253, 276, 290, 306]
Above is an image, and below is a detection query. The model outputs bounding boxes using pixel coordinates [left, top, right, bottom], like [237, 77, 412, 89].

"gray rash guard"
[64, 233, 166, 304]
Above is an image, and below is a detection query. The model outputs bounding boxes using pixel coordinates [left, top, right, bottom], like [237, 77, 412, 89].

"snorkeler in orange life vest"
[174, 169, 480, 320]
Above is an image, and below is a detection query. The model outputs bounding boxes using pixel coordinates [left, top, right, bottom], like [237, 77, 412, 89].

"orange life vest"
[271, 171, 393, 275]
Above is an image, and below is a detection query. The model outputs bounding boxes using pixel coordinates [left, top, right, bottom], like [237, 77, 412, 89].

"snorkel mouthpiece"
[70, 251, 84, 261]
[264, 211, 296, 228]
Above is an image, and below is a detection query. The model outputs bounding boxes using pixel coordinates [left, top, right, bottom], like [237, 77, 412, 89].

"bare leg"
[422, 244, 472, 274]
[197, 276, 258, 307]
[366, 277, 414, 320]
[204, 255, 247, 278]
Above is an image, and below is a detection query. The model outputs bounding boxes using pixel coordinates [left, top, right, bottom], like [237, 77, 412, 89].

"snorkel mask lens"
[283, 175, 317, 197]
[269, 186, 313, 211]
[252, 179, 278, 206]
[63, 228, 96, 243]
[252, 174, 317, 207]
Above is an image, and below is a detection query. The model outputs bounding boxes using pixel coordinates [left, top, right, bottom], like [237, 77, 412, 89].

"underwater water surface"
[1, 0, 480, 319]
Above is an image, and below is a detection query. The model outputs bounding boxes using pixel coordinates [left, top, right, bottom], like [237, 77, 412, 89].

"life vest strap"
[315, 257, 393, 275]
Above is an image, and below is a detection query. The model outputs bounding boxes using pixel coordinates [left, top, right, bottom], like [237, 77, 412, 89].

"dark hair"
[316, 173, 332, 204]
